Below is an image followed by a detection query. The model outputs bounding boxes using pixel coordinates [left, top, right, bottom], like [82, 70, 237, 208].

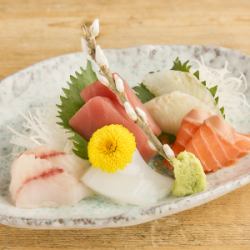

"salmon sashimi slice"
[173, 109, 213, 154]
[206, 116, 250, 159]
[184, 114, 250, 172]
[81, 80, 161, 136]
[199, 124, 235, 167]
[69, 96, 156, 161]
[185, 129, 221, 172]
[185, 122, 232, 172]
[235, 134, 250, 151]
[205, 116, 246, 158]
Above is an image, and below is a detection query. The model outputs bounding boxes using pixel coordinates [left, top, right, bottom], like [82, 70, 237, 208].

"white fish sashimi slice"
[143, 69, 219, 112]
[16, 172, 90, 208]
[9, 147, 92, 208]
[145, 91, 218, 134]
[82, 150, 173, 206]
[25, 146, 90, 178]
[49, 153, 89, 179]
[9, 154, 52, 201]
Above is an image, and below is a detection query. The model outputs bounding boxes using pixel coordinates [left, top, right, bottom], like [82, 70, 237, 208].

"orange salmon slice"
[173, 109, 250, 173]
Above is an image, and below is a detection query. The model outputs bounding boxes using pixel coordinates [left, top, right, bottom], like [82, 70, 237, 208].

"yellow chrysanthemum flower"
[88, 124, 136, 173]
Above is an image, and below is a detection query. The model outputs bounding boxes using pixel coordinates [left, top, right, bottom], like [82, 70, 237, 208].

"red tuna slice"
[81, 80, 161, 136]
[69, 96, 156, 161]
[81, 81, 117, 102]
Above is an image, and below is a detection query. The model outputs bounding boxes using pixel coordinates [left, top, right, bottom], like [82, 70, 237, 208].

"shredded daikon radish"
[191, 57, 250, 132]
[9, 107, 73, 152]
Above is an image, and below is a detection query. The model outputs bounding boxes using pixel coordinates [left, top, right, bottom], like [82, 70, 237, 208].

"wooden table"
[1, 0, 250, 249]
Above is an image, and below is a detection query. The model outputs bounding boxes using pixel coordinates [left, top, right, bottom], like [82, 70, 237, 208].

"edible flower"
[171, 151, 207, 196]
[88, 124, 136, 173]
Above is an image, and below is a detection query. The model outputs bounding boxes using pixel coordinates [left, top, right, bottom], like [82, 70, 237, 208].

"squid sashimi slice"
[173, 109, 213, 154]
[81, 80, 161, 136]
[82, 150, 173, 206]
[185, 115, 250, 172]
[69, 96, 156, 161]
[9, 147, 92, 208]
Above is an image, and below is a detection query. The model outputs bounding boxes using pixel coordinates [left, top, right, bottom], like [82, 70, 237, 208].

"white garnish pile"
[192, 57, 250, 131]
[9, 107, 73, 152]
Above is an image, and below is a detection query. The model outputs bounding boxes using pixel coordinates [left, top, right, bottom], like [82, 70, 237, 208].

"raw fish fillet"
[81, 81, 117, 102]
[143, 69, 220, 113]
[81, 80, 161, 136]
[9, 147, 92, 208]
[70, 96, 156, 161]
[145, 91, 217, 134]
[173, 109, 212, 154]
[82, 150, 173, 206]
[173, 110, 250, 172]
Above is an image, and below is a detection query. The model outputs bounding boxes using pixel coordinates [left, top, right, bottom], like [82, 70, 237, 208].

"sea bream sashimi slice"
[184, 115, 250, 172]
[9, 147, 92, 208]
[16, 169, 87, 208]
[69, 96, 157, 161]
[145, 91, 218, 135]
[143, 69, 220, 113]
[172, 109, 213, 154]
[81, 80, 161, 136]
[82, 150, 173, 206]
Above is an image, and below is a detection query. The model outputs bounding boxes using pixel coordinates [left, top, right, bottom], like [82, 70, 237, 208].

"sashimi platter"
[0, 19, 250, 229]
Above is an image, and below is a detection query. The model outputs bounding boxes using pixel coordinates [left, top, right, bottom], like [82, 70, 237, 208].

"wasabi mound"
[172, 151, 207, 197]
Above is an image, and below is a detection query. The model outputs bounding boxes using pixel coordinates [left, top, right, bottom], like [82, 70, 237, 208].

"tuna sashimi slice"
[81, 80, 161, 136]
[69, 96, 156, 161]
[173, 109, 212, 154]
[81, 81, 117, 102]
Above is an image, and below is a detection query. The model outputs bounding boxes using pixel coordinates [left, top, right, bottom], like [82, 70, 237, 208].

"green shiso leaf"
[57, 61, 98, 129]
[201, 80, 207, 87]
[215, 96, 219, 105]
[209, 85, 218, 97]
[71, 133, 89, 159]
[220, 107, 225, 118]
[171, 57, 191, 72]
[171, 57, 225, 117]
[57, 60, 98, 159]
[193, 70, 200, 79]
[133, 83, 155, 103]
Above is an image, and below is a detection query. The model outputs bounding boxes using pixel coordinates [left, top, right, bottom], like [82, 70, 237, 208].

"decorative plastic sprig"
[81, 19, 176, 169]
[80, 19, 208, 188]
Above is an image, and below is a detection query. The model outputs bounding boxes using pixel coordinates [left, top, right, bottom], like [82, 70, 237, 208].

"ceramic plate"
[0, 45, 250, 229]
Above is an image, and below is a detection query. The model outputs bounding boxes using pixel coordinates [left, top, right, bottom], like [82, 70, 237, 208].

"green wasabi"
[171, 151, 207, 197]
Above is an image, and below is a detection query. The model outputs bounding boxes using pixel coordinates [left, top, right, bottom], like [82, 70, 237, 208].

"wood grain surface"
[1, 0, 250, 249]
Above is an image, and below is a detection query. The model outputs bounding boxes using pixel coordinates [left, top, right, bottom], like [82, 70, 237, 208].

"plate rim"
[1, 44, 249, 83]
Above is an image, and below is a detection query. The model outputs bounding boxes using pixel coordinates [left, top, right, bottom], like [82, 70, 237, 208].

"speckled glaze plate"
[0, 45, 250, 229]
